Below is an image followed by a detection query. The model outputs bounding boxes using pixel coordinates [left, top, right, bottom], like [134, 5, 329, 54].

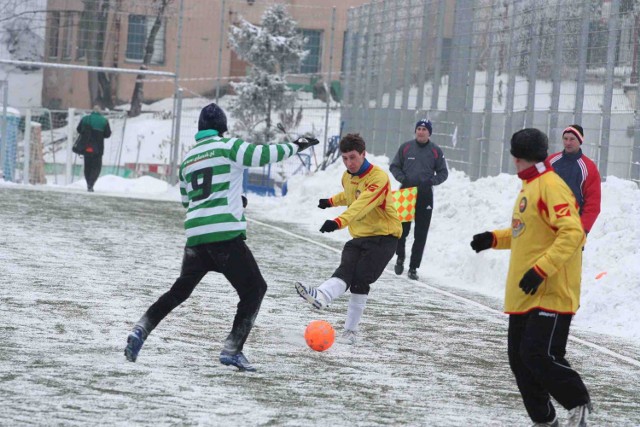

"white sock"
[317, 277, 347, 304]
[344, 293, 368, 331]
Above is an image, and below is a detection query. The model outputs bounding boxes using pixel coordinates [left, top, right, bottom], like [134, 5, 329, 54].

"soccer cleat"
[338, 329, 358, 345]
[394, 256, 404, 275]
[124, 326, 148, 362]
[408, 268, 419, 280]
[531, 417, 559, 427]
[295, 282, 328, 310]
[219, 351, 256, 372]
[566, 402, 592, 427]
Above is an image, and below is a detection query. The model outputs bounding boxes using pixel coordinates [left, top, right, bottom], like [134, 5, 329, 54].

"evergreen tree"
[228, 4, 306, 144]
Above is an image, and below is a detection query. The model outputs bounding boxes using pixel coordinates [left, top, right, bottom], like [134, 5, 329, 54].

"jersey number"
[191, 167, 213, 201]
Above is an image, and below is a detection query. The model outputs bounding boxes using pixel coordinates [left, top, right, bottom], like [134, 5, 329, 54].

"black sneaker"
[219, 351, 256, 372]
[124, 326, 148, 362]
[408, 269, 418, 280]
[394, 257, 404, 275]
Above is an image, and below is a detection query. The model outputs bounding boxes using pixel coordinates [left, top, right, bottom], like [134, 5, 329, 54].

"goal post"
[0, 58, 183, 185]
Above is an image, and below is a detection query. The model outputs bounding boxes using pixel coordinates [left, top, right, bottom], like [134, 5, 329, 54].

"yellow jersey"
[492, 163, 585, 314]
[328, 164, 402, 239]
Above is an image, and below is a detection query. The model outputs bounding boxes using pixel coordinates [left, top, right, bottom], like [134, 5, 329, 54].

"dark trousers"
[332, 235, 398, 295]
[508, 310, 590, 423]
[396, 187, 433, 269]
[84, 155, 102, 189]
[138, 237, 267, 354]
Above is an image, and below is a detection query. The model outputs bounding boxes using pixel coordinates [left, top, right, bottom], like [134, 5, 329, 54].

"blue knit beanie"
[415, 119, 432, 135]
[198, 103, 228, 134]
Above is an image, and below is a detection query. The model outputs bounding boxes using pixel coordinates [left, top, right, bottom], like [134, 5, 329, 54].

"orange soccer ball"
[304, 320, 335, 352]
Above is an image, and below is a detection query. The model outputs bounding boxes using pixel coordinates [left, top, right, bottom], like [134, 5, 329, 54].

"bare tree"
[0, 0, 46, 70]
[128, 0, 172, 117]
[82, 0, 116, 109]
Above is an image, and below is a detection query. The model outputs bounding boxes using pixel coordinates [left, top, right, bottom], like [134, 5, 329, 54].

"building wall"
[42, 0, 368, 110]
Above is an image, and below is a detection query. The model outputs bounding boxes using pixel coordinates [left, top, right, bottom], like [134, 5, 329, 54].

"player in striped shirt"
[124, 103, 318, 371]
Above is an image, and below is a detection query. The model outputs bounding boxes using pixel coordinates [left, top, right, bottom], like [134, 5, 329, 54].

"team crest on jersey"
[366, 183, 379, 192]
[511, 213, 525, 238]
[355, 190, 361, 199]
[519, 197, 527, 212]
[553, 203, 571, 217]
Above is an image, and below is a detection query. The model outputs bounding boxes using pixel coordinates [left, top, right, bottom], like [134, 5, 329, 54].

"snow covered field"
[1, 91, 639, 425]
[0, 186, 639, 426]
[12, 90, 636, 347]
[24, 147, 640, 344]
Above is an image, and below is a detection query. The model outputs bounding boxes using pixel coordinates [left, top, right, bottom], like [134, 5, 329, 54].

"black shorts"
[332, 234, 398, 295]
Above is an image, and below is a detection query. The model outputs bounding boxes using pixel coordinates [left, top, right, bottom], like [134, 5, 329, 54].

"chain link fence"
[340, 0, 640, 183]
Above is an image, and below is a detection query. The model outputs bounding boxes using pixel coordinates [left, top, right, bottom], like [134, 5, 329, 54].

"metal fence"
[340, 0, 640, 183]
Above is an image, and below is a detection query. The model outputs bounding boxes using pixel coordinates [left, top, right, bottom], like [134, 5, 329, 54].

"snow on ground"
[250, 156, 640, 343]
[1, 75, 638, 343]
[4, 149, 638, 343]
[2, 187, 637, 426]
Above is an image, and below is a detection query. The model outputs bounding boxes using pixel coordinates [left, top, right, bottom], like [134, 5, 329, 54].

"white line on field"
[249, 217, 640, 369]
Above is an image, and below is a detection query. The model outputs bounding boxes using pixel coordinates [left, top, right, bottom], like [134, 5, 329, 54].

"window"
[48, 12, 60, 58]
[300, 29, 322, 74]
[76, 11, 89, 60]
[125, 15, 166, 64]
[61, 12, 73, 59]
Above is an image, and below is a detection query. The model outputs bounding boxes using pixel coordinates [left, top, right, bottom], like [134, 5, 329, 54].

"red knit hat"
[563, 125, 584, 144]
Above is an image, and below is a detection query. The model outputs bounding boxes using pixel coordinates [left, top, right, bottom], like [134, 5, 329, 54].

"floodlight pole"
[0, 80, 8, 175]
[216, 0, 226, 103]
[323, 7, 336, 165]
[170, 0, 185, 185]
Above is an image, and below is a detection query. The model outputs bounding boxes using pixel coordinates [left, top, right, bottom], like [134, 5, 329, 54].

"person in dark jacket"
[547, 125, 601, 234]
[389, 119, 448, 280]
[76, 106, 111, 192]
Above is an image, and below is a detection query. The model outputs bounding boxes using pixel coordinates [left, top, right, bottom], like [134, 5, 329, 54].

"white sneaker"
[294, 282, 328, 310]
[339, 329, 358, 345]
[566, 403, 592, 427]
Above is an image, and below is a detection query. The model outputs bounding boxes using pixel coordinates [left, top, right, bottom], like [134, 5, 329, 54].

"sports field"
[1, 187, 639, 426]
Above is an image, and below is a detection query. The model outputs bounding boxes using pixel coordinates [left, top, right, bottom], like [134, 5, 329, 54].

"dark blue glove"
[241, 195, 248, 208]
[318, 199, 331, 209]
[519, 268, 544, 295]
[320, 220, 339, 233]
[420, 177, 433, 187]
[470, 232, 493, 253]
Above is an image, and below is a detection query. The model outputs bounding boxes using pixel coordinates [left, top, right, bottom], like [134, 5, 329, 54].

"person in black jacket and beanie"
[389, 119, 448, 280]
[77, 106, 111, 192]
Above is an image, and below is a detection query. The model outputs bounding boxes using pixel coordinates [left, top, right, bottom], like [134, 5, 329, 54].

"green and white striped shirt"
[178, 129, 299, 246]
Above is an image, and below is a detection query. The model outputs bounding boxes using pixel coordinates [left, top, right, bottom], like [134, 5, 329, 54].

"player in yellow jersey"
[295, 133, 402, 344]
[471, 128, 591, 426]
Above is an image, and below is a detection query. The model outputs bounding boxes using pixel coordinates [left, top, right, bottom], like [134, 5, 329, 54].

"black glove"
[241, 195, 248, 208]
[318, 199, 331, 209]
[320, 220, 339, 233]
[293, 137, 320, 152]
[470, 232, 493, 253]
[519, 268, 544, 295]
